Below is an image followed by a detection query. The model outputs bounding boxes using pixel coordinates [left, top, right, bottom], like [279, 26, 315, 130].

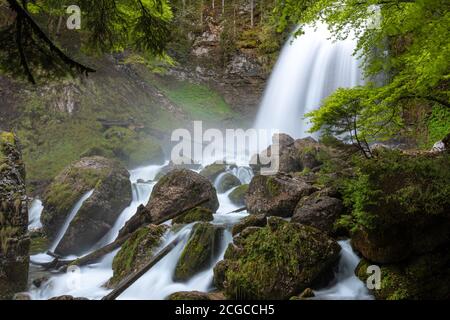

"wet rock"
[155, 159, 201, 180]
[49, 295, 89, 300]
[199, 163, 227, 182]
[214, 218, 341, 300]
[228, 184, 248, 206]
[172, 207, 214, 224]
[217, 173, 241, 193]
[174, 223, 224, 282]
[145, 169, 219, 223]
[250, 134, 329, 175]
[231, 214, 266, 236]
[246, 174, 317, 218]
[42, 156, 132, 256]
[109, 224, 168, 287]
[0, 132, 30, 299]
[292, 191, 344, 234]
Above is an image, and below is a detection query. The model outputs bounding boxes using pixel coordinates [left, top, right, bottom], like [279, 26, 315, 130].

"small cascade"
[28, 199, 43, 230]
[314, 240, 372, 300]
[49, 189, 94, 253]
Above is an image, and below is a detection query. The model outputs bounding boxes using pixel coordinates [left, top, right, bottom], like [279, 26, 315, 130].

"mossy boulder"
[217, 173, 241, 193]
[172, 207, 214, 224]
[167, 291, 225, 300]
[41, 156, 132, 255]
[292, 191, 344, 235]
[174, 222, 224, 281]
[199, 163, 227, 182]
[214, 217, 341, 300]
[231, 214, 266, 236]
[228, 184, 248, 206]
[246, 174, 317, 218]
[154, 160, 201, 180]
[145, 169, 219, 223]
[0, 132, 30, 299]
[355, 247, 450, 300]
[347, 150, 450, 263]
[109, 224, 167, 287]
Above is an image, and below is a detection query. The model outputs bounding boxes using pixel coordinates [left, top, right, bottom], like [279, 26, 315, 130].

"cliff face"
[166, 1, 287, 117]
[0, 132, 29, 299]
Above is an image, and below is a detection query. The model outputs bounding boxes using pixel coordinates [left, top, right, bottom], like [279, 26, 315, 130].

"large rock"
[41, 156, 132, 256]
[349, 150, 450, 263]
[214, 217, 341, 300]
[167, 291, 225, 300]
[145, 169, 219, 223]
[109, 224, 167, 287]
[216, 173, 241, 193]
[174, 222, 224, 281]
[0, 132, 30, 299]
[246, 174, 317, 218]
[356, 247, 450, 300]
[250, 134, 329, 174]
[199, 163, 227, 182]
[155, 159, 201, 180]
[292, 191, 344, 234]
[228, 184, 248, 206]
[231, 214, 266, 236]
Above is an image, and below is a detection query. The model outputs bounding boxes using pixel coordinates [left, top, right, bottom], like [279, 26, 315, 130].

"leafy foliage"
[0, 0, 172, 83]
[274, 0, 450, 148]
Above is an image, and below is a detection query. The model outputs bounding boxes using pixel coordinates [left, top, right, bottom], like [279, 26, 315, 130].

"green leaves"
[275, 0, 449, 150]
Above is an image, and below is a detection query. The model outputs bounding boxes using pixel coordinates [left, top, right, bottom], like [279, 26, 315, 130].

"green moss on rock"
[172, 207, 214, 224]
[217, 173, 241, 193]
[228, 184, 248, 206]
[216, 217, 341, 300]
[199, 163, 227, 182]
[346, 150, 450, 263]
[110, 224, 167, 286]
[174, 222, 224, 281]
[356, 247, 450, 300]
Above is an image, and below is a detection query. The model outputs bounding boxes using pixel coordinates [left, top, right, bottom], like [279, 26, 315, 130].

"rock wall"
[0, 132, 29, 299]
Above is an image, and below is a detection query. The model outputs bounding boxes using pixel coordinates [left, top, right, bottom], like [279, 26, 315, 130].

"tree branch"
[7, 0, 95, 80]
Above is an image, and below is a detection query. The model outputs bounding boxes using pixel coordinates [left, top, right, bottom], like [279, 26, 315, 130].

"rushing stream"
[27, 23, 371, 300]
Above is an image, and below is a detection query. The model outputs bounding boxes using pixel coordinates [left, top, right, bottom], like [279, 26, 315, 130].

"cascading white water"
[49, 189, 94, 253]
[28, 23, 372, 300]
[254, 23, 363, 138]
[29, 163, 248, 300]
[314, 240, 372, 300]
[28, 199, 43, 230]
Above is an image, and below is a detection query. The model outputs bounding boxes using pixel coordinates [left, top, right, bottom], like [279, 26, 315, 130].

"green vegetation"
[174, 222, 222, 281]
[0, 0, 172, 83]
[222, 218, 340, 300]
[270, 0, 450, 153]
[172, 207, 214, 225]
[110, 224, 167, 286]
[152, 78, 236, 122]
[423, 104, 450, 148]
[341, 149, 450, 231]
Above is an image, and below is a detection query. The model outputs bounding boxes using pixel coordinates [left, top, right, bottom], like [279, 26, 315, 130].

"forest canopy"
[0, 0, 172, 83]
[272, 0, 449, 150]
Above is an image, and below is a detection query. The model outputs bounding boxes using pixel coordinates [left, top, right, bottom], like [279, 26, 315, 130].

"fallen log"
[226, 207, 247, 214]
[54, 197, 211, 269]
[102, 237, 180, 300]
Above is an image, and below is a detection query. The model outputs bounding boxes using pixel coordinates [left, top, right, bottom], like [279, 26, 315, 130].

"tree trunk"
[101, 238, 180, 300]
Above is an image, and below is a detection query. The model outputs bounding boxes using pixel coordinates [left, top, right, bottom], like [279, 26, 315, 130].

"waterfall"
[28, 199, 43, 230]
[49, 189, 94, 253]
[254, 23, 363, 139]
